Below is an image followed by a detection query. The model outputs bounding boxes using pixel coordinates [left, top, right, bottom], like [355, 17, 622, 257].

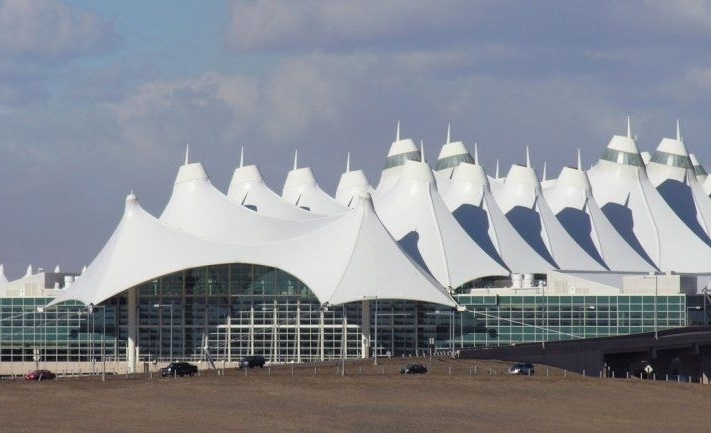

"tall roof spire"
[676, 118, 681, 141]
[526, 146, 531, 168]
[495, 159, 500, 178]
[293, 149, 298, 170]
[542, 161, 547, 181]
[184, 142, 190, 166]
[446, 123, 451, 144]
[577, 148, 582, 170]
[627, 116, 631, 139]
[396, 121, 400, 141]
[239, 146, 244, 168]
[346, 152, 351, 173]
[420, 140, 426, 162]
[473, 142, 479, 165]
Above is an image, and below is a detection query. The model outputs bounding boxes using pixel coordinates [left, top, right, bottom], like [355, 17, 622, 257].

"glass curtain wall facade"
[0, 263, 691, 365]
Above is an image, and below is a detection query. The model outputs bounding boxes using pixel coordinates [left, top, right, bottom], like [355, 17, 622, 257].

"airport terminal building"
[2, 122, 711, 373]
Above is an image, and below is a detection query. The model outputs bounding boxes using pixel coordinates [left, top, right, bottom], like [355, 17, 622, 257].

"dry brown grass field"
[1, 357, 709, 433]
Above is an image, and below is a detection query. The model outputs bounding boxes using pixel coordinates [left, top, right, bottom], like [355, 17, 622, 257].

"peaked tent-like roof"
[438, 161, 557, 274]
[493, 161, 606, 271]
[282, 163, 348, 216]
[227, 164, 320, 220]
[48, 192, 456, 309]
[335, 153, 374, 208]
[588, 134, 711, 272]
[645, 128, 711, 244]
[161, 162, 327, 243]
[373, 159, 510, 289]
[544, 164, 656, 272]
[376, 124, 422, 193]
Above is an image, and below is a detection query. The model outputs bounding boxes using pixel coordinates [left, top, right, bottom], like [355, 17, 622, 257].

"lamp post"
[88, 304, 108, 381]
[154, 304, 179, 361]
[428, 310, 455, 359]
[374, 297, 378, 365]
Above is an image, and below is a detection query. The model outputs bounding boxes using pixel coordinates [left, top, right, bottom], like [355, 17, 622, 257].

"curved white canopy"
[588, 134, 711, 272]
[544, 165, 655, 272]
[161, 162, 328, 243]
[645, 134, 711, 244]
[493, 163, 606, 271]
[282, 166, 348, 215]
[335, 155, 373, 208]
[227, 164, 319, 220]
[373, 159, 509, 288]
[439, 161, 556, 274]
[48, 191, 455, 308]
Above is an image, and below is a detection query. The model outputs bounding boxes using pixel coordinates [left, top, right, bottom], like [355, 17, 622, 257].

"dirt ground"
[1, 357, 709, 433]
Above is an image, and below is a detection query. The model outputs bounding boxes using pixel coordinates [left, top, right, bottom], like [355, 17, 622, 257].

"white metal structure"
[435, 145, 555, 274]
[48, 190, 455, 309]
[492, 149, 605, 271]
[373, 158, 509, 288]
[543, 151, 655, 272]
[588, 126, 711, 272]
[281, 150, 348, 215]
[227, 149, 319, 220]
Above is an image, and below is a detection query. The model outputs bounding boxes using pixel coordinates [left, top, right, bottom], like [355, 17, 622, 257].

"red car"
[24, 370, 56, 381]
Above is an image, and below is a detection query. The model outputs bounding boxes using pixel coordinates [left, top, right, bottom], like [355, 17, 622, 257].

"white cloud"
[0, 0, 116, 60]
[226, 0, 478, 53]
[107, 73, 259, 161]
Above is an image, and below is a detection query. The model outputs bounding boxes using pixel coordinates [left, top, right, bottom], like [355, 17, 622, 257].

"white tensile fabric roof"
[162, 162, 328, 243]
[282, 165, 348, 215]
[0, 264, 8, 286]
[437, 160, 556, 274]
[373, 159, 510, 288]
[48, 191, 455, 308]
[493, 162, 606, 271]
[227, 164, 319, 220]
[588, 134, 711, 272]
[335, 155, 373, 208]
[645, 133, 711, 244]
[543, 164, 655, 272]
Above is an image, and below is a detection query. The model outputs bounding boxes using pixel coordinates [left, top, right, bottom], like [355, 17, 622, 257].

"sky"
[3, 0, 711, 279]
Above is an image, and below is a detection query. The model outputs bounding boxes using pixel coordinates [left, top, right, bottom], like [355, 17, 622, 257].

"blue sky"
[2, 0, 711, 278]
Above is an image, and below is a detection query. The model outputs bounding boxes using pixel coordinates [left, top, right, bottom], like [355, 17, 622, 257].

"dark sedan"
[24, 370, 57, 381]
[400, 364, 428, 374]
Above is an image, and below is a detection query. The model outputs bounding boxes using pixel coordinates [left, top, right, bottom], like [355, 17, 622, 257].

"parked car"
[508, 362, 535, 375]
[159, 362, 198, 377]
[238, 355, 266, 369]
[400, 364, 428, 374]
[24, 369, 56, 381]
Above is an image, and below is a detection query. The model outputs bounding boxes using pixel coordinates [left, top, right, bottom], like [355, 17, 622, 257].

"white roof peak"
[54, 265, 60, 272]
[676, 119, 681, 141]
[446, 123, 451, 144]
[495, 159, 500, 178]
[577, 148, 582, 170]
[346, 152, 351, 173]
[474, 142, 479, 165]
[25, 265, 33, 277]
[396, 121, 401, 142]
[420, 140, 426, 163]
[184, 142, 190, 166]
[239, 147, 244, 168]
[293, 149, 298, 170]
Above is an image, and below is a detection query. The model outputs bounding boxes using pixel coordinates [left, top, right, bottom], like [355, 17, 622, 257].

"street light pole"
[154, 304, 178, 361]
[373, 297, 378, 366]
